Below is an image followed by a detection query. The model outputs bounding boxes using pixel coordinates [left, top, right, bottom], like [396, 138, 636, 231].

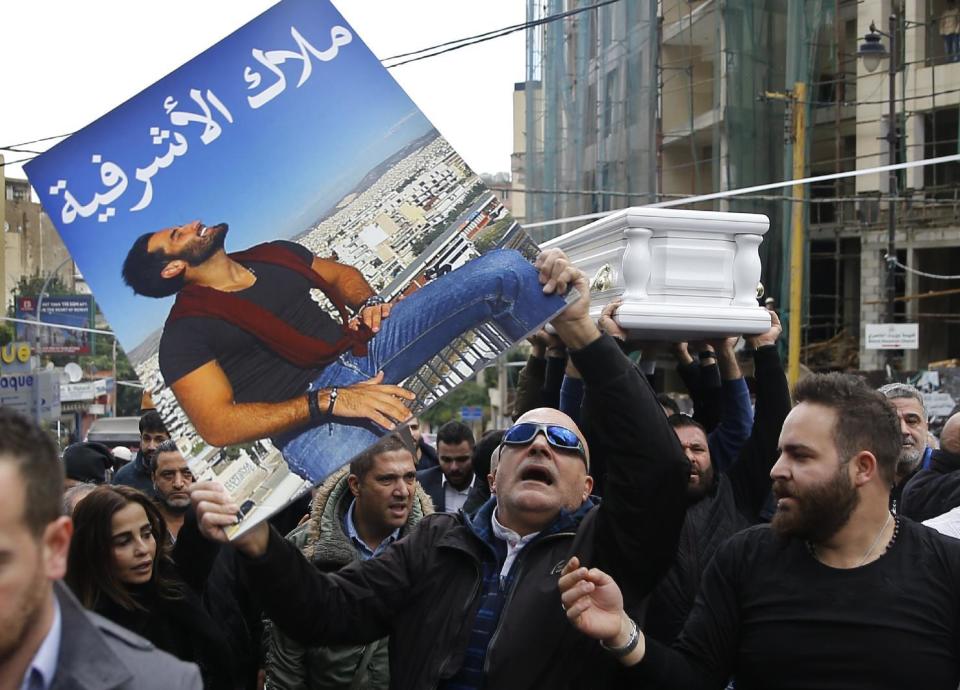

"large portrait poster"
[25, 0, 568, 534]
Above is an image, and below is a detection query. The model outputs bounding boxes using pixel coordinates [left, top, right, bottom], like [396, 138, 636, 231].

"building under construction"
[518, 0, 960, 373]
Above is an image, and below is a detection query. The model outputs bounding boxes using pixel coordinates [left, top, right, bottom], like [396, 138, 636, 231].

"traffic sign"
[460, 405, 484, 421]
[0, 370, 61, 421]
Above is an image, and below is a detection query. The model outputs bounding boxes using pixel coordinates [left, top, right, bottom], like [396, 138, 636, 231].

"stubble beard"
[0, 564, 47, 663]
[686, 464, 715, 503]
[161, 494, 191, 515]
[177, 223, 227, 267]
[896, 447, 922, 478]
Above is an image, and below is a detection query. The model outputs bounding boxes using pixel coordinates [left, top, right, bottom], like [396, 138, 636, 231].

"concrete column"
[859, 234, 885, 370]
[903, 246, 919, 370]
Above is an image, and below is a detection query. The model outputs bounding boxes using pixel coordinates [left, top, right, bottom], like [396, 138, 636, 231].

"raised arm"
[726, 313, 789, 519]
[706, 338, 753, 474]
[556, 293, 689, 596]
[513, 353, 546, 418]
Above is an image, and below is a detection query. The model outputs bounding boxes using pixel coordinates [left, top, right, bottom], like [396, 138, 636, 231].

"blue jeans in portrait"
[273, 249, 567, 483]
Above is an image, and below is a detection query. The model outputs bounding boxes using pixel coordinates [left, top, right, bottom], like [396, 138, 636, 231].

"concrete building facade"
[1, 166, 76, 314]
[522, 0, 960, 374]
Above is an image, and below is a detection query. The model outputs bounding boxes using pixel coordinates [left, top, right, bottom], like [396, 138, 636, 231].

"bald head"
[495, 407, 593, 536]
[515, 407, 590, 470]
[942, 412, 960, 455]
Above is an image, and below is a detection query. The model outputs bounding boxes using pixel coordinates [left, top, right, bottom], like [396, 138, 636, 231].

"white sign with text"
[865, 323, 919, 350]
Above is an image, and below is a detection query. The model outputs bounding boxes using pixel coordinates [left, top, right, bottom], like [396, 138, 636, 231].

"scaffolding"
[524, 0, 659, 242]
[522, 0, 960, 372]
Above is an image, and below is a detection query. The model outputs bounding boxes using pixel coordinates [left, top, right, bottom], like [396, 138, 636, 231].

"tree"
[6, 272, 72, 316]
[421, 381, 488, 427]
[473, 217, 514, 254]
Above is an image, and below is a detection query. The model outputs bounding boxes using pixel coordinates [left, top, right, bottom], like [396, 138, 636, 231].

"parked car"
[85, 416, 141, 450]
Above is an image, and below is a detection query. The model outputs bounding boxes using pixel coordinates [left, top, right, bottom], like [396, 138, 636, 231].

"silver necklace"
[807, 511, 895, 567]
[855, 511, 893, 566]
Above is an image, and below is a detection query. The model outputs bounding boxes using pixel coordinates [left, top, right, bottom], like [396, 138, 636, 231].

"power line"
[3, 4, 623, 168]
[0, 146, 42, 154]
[382, 0, 619, 62]
[0, 155, 38, 168]
[0, 133, 72, 150]
[524, 153, 960, 229]
[382, 0, 622, 68]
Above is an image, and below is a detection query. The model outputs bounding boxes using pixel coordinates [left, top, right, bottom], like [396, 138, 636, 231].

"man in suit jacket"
[0, 408, 201, 690]
[416, 420, 476, 513]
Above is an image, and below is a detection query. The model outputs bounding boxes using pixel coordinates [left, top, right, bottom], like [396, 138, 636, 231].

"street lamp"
[858, 15, 899, 368]
[858, 22, 890, 73]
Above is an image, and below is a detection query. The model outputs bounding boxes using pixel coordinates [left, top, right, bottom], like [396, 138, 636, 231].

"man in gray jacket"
[265, 434, 433, 689]
[0, 407, 200, 690]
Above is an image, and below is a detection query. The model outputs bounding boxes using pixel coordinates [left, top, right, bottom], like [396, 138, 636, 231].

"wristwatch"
[600, 618, 640, 658]
[359, 295, 386, 311]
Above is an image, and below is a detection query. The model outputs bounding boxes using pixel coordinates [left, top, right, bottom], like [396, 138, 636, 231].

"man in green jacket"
[264, 434, 433, 689]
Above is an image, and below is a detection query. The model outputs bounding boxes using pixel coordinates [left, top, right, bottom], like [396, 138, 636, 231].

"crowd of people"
[3, 247, 960, 689]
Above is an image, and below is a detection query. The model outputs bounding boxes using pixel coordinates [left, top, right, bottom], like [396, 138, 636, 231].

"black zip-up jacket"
[646, 345, 791, 643]
[239, 334, 689, 689]
[901, 447, 960, 521]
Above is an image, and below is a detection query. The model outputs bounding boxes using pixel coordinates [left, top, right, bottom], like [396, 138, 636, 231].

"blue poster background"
[25, 0, 433, 350]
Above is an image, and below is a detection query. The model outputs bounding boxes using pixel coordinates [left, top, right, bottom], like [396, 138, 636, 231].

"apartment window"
[927, 0, 960, 65]
[924, 107, 960, 195]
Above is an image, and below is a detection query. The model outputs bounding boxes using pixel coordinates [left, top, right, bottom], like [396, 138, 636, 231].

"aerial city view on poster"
[25, 0, 570, 534]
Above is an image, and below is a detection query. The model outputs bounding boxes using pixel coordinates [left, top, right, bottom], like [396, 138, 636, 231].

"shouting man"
[191, 251, 690, 689]
[122, 221, 566, 483]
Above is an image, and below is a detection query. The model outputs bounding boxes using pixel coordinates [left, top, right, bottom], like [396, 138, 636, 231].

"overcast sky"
[1, 0, 526, 184]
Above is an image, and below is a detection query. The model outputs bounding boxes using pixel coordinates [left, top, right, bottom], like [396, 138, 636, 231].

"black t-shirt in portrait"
[159, 241, 343, 404]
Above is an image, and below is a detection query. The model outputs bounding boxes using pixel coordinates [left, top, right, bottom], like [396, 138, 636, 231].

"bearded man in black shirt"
[559, 372, 960, 690]
[122, 220, 567, 483]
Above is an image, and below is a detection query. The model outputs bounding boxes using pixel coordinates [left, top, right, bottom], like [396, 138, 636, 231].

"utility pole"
[787, 82, 808, 389]
[858, 14, 901, 376]
[763, 84, 808, 388]
[884, 12, 898, 373]
[777, 0, 811, 389]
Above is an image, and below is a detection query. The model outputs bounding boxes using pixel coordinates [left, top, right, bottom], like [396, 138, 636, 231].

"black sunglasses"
[502, 422, 586, 462]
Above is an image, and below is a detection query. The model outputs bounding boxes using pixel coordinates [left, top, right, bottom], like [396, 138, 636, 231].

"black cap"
[62, 442, 113, 484]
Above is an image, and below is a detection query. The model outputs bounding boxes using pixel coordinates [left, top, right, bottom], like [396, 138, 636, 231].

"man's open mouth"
[519, 465, 554, 485]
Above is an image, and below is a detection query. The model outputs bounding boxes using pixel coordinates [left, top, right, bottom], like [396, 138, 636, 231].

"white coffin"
[541, 207, 772, 341]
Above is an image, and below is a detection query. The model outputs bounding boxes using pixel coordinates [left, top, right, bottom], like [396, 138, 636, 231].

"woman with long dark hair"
[66, 485, 237, 689]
